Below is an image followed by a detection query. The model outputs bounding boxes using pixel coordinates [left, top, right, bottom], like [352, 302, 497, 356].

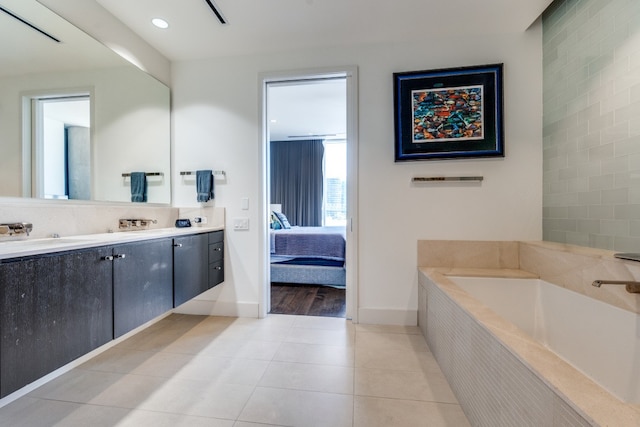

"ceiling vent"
[0, 5, 60, 43]
[203, 0, 228, 25]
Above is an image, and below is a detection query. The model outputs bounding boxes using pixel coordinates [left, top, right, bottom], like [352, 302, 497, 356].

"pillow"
[272, 211, 291, 229]
[270, 212, 282, 229]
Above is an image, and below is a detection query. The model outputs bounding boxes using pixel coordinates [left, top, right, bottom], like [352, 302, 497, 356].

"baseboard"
[357, 307, 417, 326]
[173, 298, 260, 318]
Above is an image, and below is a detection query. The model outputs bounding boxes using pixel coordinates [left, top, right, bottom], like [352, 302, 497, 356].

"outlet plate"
[194, 216, 208, 224]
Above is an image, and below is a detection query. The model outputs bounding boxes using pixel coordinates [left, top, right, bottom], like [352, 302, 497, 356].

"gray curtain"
[270, 139, 324, 226]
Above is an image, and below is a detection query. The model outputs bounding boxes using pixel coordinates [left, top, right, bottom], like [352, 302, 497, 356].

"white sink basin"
[0, 226, 220, 259]
[0, 238, 92, 250]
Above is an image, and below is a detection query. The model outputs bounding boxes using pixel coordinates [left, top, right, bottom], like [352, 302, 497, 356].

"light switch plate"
[241, 197, 249, 210]
[233, 217, 249, 230]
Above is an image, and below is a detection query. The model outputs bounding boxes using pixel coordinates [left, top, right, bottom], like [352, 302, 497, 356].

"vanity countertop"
[0, 226, 224, 260]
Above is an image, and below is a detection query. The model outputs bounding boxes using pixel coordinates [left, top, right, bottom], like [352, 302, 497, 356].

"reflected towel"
[196, 170, 214, 202]
[130, 172, 147, 202]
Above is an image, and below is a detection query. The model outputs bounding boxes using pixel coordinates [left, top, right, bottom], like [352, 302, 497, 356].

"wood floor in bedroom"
[270, 283, 346, 317]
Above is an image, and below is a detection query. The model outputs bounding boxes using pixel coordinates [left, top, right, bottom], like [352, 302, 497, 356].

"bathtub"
[449, 276, 640, 404]
[419, 270, 640, 426]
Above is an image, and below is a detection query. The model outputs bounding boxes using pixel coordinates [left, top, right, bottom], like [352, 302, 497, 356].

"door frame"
[21, 88, 93, 198]
[258, 66, 359, 321]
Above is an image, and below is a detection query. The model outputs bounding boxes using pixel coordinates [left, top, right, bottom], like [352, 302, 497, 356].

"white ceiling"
[89, 0, 552, 141]
[94, 0, 553, 62]
[5, 0, 553, 141]
[0, 0, 127, 78]
[268, 78, 347, 141]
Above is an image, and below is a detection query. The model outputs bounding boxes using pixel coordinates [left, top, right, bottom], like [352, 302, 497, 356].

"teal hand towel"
[130, 172, 147, 202]
[196, 170, 214, 202]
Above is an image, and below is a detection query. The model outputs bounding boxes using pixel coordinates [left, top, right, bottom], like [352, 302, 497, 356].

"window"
[322, 140, 347, 226]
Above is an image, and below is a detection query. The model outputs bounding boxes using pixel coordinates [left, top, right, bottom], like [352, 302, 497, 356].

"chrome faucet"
[119, 218, 157, 230]
[0, 222, 33, 236]
[0, 222, 33, 237]
[592, 280, 640, 293]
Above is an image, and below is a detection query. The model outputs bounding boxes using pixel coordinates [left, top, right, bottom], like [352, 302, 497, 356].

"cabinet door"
[208, 231, 225, 288]
[0, 247, 113, 398]
[113, 239, 173, 338]
[173, 233, 208, 307]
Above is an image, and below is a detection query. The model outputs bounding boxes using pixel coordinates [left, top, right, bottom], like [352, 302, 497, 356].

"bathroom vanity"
[0, 228, 224, 398]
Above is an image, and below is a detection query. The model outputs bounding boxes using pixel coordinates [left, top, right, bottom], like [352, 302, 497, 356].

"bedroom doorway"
[261, 68, 358, 320]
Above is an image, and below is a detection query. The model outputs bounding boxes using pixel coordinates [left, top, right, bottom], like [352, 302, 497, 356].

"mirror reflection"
[0, 0, 171, 204]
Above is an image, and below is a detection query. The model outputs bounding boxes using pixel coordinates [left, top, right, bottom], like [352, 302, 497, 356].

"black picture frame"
[394, 63, 504, 161]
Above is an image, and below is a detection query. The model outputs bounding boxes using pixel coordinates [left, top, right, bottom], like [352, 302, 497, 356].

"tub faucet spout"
[592, 280, 640, 293]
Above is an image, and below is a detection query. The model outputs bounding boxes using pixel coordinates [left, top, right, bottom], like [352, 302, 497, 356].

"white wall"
[172, 24, 544, 324]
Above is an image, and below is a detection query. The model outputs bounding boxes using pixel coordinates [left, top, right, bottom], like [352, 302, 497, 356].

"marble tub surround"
[417, 239, 640, 426]
[417, 240, 520, 270]
[419, 269, 640, 426]
[519, 241, 640, 315]
[418, 240, 640, 315]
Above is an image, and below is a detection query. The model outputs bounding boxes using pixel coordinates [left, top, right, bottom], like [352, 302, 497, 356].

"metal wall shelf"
[412, 176, 483, 182]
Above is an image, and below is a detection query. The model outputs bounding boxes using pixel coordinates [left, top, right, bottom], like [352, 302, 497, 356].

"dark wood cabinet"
[0, 229, 222, 397]
[0, 247, 113, 398]
[173, 231, 224, 307]
[112, 239, 173, 338]
[208, 230, 224, 288]
[173, 233, 209, 307]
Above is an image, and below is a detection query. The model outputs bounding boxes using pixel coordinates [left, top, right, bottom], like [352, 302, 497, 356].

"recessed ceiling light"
[152, 18, 169, 29]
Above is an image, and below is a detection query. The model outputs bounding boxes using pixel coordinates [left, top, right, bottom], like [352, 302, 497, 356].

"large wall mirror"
[0, 0, 171, 204]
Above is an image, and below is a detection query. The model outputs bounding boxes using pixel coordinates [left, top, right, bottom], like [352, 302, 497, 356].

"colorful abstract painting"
[412, 86, 483, 143]
[393, 63, 503, 161]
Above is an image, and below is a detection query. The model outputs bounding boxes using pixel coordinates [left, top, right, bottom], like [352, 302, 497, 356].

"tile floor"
[0, 314, 470, 427]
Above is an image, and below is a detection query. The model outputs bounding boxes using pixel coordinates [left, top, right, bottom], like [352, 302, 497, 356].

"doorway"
[260, 68, 358, 320]
[25, 93, 91, 200]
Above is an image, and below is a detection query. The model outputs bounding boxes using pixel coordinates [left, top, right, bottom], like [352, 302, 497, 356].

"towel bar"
[122, 172, 164, 177]
[180, 170, 226, 177]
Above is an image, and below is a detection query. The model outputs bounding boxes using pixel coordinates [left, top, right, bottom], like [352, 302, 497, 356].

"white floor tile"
[284, 325, 355, 346]
[355, 367, 457, 403]
[354, 396, 471, 427]
[259, 361, 354, 394]
[238, 387, 353, 427]
[0, 314, 469, 426]
[273, 341, 355, 366]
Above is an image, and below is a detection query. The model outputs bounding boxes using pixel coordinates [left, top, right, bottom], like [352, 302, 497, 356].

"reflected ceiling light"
[204, 0, 228, 25]
[152, 18, 169, 29]
[0, 5, 60, 42]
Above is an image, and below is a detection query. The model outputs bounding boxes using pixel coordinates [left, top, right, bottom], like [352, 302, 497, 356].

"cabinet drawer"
[208, 230, 224, 244]
[209, 260, 224, 287]
[209, 241, 224, 262]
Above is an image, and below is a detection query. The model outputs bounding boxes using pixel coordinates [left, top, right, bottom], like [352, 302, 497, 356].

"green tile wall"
[543, 0, 640, 251]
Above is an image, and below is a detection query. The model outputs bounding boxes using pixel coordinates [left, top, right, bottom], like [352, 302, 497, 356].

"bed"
[270, 224, 346, 288]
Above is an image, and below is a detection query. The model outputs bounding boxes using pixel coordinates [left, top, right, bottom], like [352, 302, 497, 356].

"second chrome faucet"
[119, 218, 157, 231]
[592, 280, 640, 293]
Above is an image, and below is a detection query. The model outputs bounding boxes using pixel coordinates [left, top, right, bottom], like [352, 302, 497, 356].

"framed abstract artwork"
[394, 63, 504, 161]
